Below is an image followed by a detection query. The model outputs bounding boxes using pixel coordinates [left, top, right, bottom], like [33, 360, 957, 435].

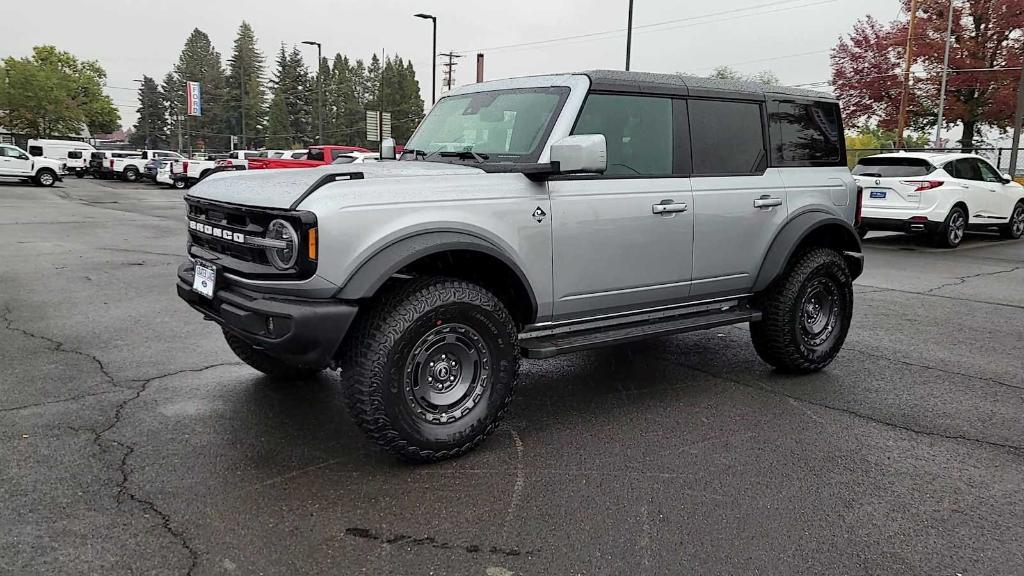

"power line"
[457, 0, 837, 54]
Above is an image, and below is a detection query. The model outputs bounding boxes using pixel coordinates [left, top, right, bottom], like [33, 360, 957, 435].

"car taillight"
[855, 186, 863, 227]
[183, 161, 189, 173]
[901, 180, 944, 192]
[109, 159, 114, 168]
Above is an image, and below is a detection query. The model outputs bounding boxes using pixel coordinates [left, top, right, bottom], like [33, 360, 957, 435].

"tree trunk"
[960, 119, 977, 152]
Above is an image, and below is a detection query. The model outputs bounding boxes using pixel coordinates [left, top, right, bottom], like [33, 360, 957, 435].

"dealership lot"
[1, 178, 1022, 575]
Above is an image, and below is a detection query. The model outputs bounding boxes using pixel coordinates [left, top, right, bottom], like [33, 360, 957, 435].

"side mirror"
[380, 138, 397, 161]
[549, 134, 607, 175]
[1002, 173, 1014, 184]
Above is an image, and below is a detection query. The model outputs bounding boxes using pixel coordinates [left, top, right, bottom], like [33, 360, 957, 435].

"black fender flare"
[752, 210, 864, 293]
[335, 231, 538, 318]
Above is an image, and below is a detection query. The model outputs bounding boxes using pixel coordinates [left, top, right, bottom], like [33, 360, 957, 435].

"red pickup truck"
[247, 145, 371, 170]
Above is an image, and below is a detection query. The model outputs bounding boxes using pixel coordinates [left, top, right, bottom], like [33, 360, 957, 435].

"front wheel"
[1000, 201, 1024, 240]
[172, 178, 187, 190]
[340, 277, 520, 463]
[75, 170, 85, 179]
[123, 167, 140, 183]
[34, 170, 56, 187]
[750, 248, 854, 374]
[223, 330, 324, 380]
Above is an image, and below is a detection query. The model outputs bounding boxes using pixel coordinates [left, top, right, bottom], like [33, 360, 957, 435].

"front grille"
[185, 197, 317, 281]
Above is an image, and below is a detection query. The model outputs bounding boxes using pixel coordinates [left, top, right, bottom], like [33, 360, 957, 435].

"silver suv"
[177, 71, 864, 462]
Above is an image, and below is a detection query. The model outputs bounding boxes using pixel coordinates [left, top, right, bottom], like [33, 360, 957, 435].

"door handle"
[753, 196, 783, 208]
[652, 201, 688, 214]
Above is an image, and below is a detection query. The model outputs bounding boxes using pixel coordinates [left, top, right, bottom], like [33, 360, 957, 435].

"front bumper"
[861, 217, 942, 234]
[176, 262, 358, 368]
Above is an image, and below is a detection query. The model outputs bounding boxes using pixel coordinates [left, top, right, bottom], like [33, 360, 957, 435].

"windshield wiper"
[437, 150, 490, 163]
[401, 149, 429, 160]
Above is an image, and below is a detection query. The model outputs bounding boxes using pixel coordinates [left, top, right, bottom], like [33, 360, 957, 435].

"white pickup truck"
[213, 150, 262, 171]
[111, 150, 185, 183]
[168, 157, 221, 189]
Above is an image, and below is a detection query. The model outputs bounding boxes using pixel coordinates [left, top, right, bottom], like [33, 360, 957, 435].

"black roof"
[582, 69, 835, 102]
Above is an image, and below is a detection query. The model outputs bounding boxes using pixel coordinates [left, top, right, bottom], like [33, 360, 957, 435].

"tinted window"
[573, 94, 673, 176]
[244, 152, 259, 159]
[67, 151, 82, 159]
[689, 100, 766, 175]
[770, 100, 841, 165]
[306, 149, 324, 162]
[29, 146, 43, 157]
[854, 157, 935, 177]
[976, 159, 1004, 183]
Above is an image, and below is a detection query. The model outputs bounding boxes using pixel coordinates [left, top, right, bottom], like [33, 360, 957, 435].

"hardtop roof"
[582, 69, 836, 101]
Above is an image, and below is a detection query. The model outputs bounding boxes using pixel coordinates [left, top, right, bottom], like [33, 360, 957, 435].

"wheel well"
[952, 201, 969, 222]
[199, 169, 211, 179]
[794, 222, 860, 255]
[388, 250, 535, 329]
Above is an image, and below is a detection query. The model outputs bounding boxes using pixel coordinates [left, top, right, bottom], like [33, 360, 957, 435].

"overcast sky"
[1, 0, 898, 130]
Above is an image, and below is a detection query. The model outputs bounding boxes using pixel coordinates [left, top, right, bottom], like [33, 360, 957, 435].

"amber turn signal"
[307, 227, 318, 261]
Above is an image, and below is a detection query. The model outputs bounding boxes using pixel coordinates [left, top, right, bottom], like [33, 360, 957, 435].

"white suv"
[853, 152, 1024, 248]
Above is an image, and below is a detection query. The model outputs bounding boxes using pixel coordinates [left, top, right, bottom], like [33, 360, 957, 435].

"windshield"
[406, 87, 569, 163]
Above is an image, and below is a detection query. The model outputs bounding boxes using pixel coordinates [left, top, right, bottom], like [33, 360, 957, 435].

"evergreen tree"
[265, 86, 290, 149]
[266, 45, 313, 147]
[169, 29, 228, 151]
[130, 76, 168, 148]
[226, 22, 267, 149]
[382, 56, 424, 143]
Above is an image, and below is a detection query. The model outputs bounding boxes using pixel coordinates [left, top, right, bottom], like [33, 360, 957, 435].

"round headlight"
[265, 219, 298, 270]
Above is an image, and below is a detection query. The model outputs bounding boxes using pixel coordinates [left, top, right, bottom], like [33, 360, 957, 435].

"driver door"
[0, 146, 32, 176]
[974, 158, 1017, 221]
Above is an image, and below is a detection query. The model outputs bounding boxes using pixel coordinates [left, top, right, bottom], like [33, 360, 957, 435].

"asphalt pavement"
[1, 177, 1022, 576]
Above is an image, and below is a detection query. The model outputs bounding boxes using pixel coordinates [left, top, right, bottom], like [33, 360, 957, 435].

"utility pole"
[1009, 44, 1024, 178]
[896, 0, 920, 149]
[240, 60, 246, 149]
[625, 0, 635, 71]
[380, 48, 385, 148]
[439, 52, 463, 92]
[934, 0, 955, 148]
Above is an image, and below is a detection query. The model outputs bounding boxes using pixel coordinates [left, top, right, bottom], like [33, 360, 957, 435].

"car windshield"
[405, 87, 569, 163]
[853, 157, 934, 177]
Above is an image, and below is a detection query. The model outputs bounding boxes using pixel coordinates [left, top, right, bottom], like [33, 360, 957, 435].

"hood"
[186, 161, 485, 209]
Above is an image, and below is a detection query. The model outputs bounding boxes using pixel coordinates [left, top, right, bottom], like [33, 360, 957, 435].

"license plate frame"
[192, 260, 217, 299]
[869, 189, 887, 199]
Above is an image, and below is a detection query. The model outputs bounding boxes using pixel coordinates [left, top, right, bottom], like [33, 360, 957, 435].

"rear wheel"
[34, 169, 56, 187]
[340, 277, 519, 463]
[934, 206, 967, 248]
[1000, 201, 1024, 240]
[75, 170, 85, 178]
[123, 166, 140, 183]
[172, 178, 187, 190]
[750, 248, 854, 374]
[223, 330, 324, 380]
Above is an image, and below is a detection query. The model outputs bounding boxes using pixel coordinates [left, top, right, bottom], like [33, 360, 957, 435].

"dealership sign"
[186, 81, 202, 116]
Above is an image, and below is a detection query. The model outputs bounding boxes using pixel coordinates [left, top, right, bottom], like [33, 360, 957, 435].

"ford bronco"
[177, 70, 864, 462]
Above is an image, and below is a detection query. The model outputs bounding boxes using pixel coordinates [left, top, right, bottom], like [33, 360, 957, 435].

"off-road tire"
[999, 201, 1024, 240]
[933, 205, 967, 248]
[123, 166, 140, 183]
[223, 330, 324, 380]
[750, 248, 854, 374]
[34, 169, 56, 187]
[340, 277, 520, 463]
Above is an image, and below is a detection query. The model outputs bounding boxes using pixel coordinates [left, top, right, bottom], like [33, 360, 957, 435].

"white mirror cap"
[1003, 173, 1014, 181]
[550, 134, 607, 174]
[380, 137, 397, 160]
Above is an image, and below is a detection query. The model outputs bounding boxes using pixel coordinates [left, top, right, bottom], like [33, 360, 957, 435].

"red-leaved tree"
[832, 0, 1024, 149]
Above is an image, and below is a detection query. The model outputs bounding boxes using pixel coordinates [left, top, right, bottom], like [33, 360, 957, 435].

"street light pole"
[415, 13, 438, 105]
[934, 0, 955, 148]
[625, 0, 635, 71]
[302, 40, 324, 145]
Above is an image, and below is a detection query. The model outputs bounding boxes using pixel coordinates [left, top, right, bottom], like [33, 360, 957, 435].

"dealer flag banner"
[186, 81, 202, 116]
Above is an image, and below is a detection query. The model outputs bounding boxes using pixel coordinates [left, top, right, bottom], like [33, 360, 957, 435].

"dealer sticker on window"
[192, 261, 216, 299]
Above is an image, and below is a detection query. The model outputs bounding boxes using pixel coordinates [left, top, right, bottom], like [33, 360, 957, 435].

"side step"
[519, 309, 760, 359]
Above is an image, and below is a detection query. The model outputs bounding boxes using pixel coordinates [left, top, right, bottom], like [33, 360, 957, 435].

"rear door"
[548, 93, 694, 319]
[689, 98, 784, 298]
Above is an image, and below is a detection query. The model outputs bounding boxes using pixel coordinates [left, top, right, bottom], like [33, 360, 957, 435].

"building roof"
[582, 69, 835, 101]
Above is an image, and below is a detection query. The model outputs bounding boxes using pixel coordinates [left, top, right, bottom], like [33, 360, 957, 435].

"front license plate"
[192, 261, 216, 299]
[869, 190, 887, 199]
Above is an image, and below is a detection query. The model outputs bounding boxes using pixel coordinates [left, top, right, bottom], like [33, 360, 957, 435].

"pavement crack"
[844, 347, 1024, 392]
[922, 266, 1023, 294]
[87, 362, 240, 576]
[2, 305, 119, 385]
[0, 389, 127, 413]
[674, 360, 1023, 455]
[854, 284, 1024, 310]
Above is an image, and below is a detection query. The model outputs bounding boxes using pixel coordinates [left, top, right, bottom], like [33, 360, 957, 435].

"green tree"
[706, 65, 780, 85]
[130, 76, 168, 148]
[0, 45, 119, 137]
[265, 86, 290, 149]
[266, 45, 313, 147]
[226, 22, 267, 148]
[845, 125, 932, 167]
[169, 29, 228, 151]
[382, 56, 424, 143]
